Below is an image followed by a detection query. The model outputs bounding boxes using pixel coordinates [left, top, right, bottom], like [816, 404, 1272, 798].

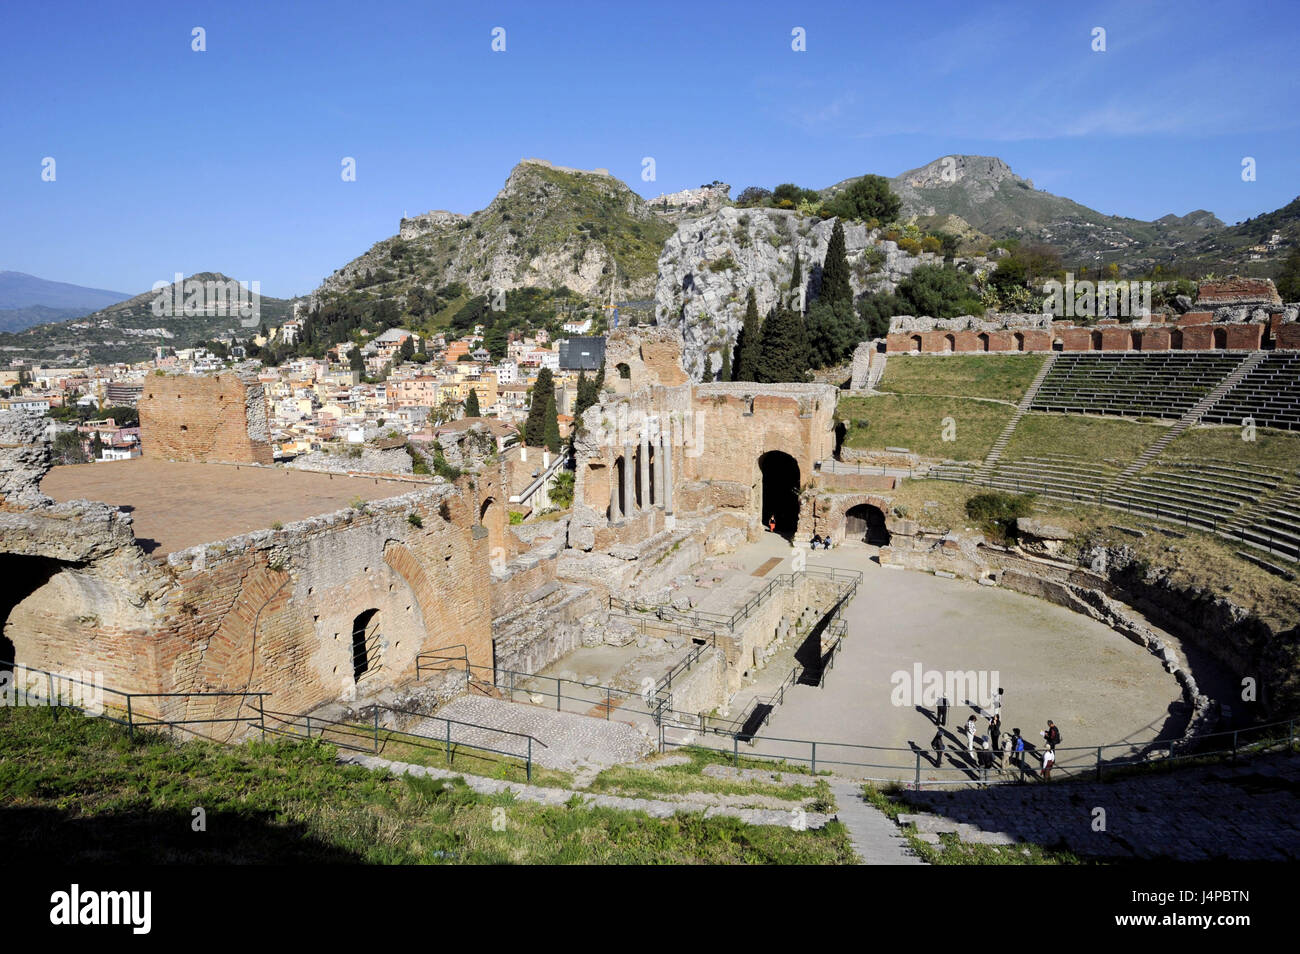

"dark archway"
[614, 455, 627, 518]
[1213, 327, 1228, 349]
[759, 451, 801, 538]
[977, 332, 990, 352]
[845, 504, 891, 545]
[833, 422, 848, 461]
[0, 554, 75, 670]
[351, 608, 381, 682]
[909, 335, 922, 352]
[1013, 332, 1026, 352]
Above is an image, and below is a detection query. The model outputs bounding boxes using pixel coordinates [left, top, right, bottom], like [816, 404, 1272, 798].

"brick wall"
[139, 372, 273, 464]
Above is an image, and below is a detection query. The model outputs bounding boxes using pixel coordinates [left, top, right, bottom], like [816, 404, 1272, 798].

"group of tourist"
[928, 689, 1061, 782]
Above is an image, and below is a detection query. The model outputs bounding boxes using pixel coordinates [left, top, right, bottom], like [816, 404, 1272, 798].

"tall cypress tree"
[464, 387, 481, 417]
[754, 306, 809, 383]
[790, 252, 804, 312]
[719, 342, 732, 382]
[525, 366, 554, 446]
[542, 390, 561, 453]
[734, 288, 762, 381]
[820, 220, 853, 307]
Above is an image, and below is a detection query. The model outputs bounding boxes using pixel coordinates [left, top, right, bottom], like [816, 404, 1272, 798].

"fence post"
[373, 708, 380, 754]
[733, 734, 739, 768]
[1232, 730, 1238, 762]
[446, 718, 452, 763]
[914, 752, 921, 789]
[259, 697, 266, 742]
[605, 687, 611, 720]
[556, 677, 562, 712]
[126, 695, 134, 741]
[306, 714, 312, 739]
[527, 738, 533, 783]
[47, 671, 57, 722]
[811, 741, 817, 774]
[1096, 747, 1103, 782]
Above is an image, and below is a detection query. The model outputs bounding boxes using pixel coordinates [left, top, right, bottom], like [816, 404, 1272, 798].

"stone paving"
[831, 779, 926, 865]
[421, 695, 654, 772]
[895, 751, 1300, 861]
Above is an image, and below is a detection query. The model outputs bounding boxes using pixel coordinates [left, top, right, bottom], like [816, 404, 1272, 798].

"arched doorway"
[758, 451, 801, 538]
[479, 496, 503, 553]
[909, 335, 922, 352]
[942, 334, 956, 353]
[977, 332, 990, 352]
[0, 554, 74, 671]
[614, 455, 627, 518]
[351, 608, 382, 682]
[844, 504, 891, 545]
[833, 422, 848, 461]
[1213, 327, 1228, 349]
[1013, 332, 1026, 352]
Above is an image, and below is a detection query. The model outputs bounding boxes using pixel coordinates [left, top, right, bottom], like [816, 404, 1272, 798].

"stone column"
[622, 440, 634, 517]
[652, 420, 665, 509]
[661, 433, 673, 515]
[638, 428, 650, 511]
[608, 453, 621, 523]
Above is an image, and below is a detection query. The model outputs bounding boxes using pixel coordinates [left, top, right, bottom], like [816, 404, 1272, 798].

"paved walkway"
[830, 779, 925, 865]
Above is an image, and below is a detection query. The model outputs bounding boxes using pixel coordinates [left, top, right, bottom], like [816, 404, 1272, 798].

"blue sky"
[2, 0, 1297, 298]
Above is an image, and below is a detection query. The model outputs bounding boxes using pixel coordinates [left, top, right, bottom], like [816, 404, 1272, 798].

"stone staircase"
[974, 353, 1058, 479]
[1113, 350, 1267, 483]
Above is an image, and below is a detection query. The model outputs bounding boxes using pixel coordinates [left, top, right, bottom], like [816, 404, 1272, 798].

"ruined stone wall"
[138, 371, 274, 464]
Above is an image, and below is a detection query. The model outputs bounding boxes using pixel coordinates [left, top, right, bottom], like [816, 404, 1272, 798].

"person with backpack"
[930, 728, 947, 767]
[1011, 728, 1025, 770]
[936, 695, 949, 727]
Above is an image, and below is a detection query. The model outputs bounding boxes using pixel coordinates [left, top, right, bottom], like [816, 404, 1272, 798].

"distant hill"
[821, 155, 1298, 278]
[0, 271, 132, 332]
[0, 272, 295, 364]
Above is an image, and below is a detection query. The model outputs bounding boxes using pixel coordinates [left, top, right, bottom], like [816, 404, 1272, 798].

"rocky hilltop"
[654, 207, 991, 379]
[316, 159, 675, 303]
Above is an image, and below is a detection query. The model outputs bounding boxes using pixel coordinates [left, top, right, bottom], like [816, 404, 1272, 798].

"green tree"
[719, 342, 732, 382]
[819, 221, 853, 307]
[754, 306, 809, 383]
[464, 387, 481, 417]
[52, 430, 88, 465]
[525, 367, 554, 447]
[857, 291, 904, 339]
[348, 348, 364, 373]
[824, 174, 901, 223]
[1276, 247, 1300, 302]
[399, 335, 415, 363]
[542, 390, 561, 453]
[897, 265, 983, 319]
[790, 253, 804, 312]
[733, 288, 763, 381]
[806, 298, 865, 368]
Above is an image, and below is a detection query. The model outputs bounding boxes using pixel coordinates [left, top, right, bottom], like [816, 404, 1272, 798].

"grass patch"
[0, 708, 854, 864]
[878, 354, 1047, 404]
[881, 479, 985, 531]
[589, 747, 834, 810]
[1164, 424, 1300, 473]
[839, 394, 1015, 461]
[1001, 412, 1166, 464]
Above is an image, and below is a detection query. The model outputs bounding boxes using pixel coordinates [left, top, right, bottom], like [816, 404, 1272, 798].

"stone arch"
[942, 333, 956, 353]
[977, 332, 991, 352]
[0, 554, 73, 670]
[758, 450, 801, 538]
[1212, 327, 1228, 350]
[845, 503, 891, 545]
[479, 495, 504, 556]
[909, 334, 922, 352]
[1170, 328, 1184, 350]
[614, 454, 627, 519]
[1013, 332, 1026, 352]
[616, 362, 631, 379]
[1091, 330, 1104, 351]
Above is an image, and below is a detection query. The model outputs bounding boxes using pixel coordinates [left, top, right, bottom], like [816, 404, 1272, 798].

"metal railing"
[253, 700, 548, 782]
[0, 661, 268, 741]
[658, 714, 1300, 787]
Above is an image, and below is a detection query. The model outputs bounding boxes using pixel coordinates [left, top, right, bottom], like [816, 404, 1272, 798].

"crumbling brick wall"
[138, 371, 274, 464]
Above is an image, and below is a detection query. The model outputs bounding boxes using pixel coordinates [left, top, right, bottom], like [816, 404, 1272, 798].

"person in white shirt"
[1041, 745, 1056, 781]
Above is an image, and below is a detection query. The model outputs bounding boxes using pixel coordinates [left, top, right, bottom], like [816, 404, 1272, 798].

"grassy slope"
[878, 354, 1047, 404]
[1001, 413, 1168, 464]
[840, 394, 1015, 461]
[1163, 425, 1300, 473]
[0, 709, 854, 864]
